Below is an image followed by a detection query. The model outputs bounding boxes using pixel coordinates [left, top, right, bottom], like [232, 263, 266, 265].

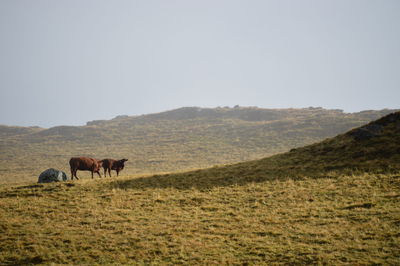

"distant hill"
[0, 111, 399, 264]
[0, 125, 42, 138]
[0, 106, 397, 183]
[121, 111, 400, 190]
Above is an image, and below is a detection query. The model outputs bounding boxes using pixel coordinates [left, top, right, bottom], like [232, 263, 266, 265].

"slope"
[115, 111, 400, 190]
[0, 106, 396, 183]
[0, 112, 398, 264]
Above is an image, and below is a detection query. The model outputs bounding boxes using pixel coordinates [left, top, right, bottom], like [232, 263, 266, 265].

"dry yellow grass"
[1, 110, 399, 264]
[1, 107, 395, 184]
[0, 172, 399, 264]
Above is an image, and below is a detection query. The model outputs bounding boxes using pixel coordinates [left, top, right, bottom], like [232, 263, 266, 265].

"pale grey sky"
[0, 0, 399, 128]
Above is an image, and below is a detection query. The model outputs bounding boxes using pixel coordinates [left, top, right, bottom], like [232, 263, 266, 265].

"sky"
[0, 0, 399, 128]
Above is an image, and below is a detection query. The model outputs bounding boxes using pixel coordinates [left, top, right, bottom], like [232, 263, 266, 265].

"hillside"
[0, 106, 396, 183]
[0, 125, 42, 138]
[121, 111, 400, 190]
[0, 112, 399, 264]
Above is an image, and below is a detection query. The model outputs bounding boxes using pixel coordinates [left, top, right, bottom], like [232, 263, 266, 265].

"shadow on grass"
[108, 163, 394, 191]
[4, 256, 44, 266]
[108, 165, 308, 191]
[0, 182, 76, 199]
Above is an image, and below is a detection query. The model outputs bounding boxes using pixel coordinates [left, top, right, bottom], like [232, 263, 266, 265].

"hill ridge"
[113, 111, 400, 191]
[0, 106, 398, 183]
[0, 112, 399, 264]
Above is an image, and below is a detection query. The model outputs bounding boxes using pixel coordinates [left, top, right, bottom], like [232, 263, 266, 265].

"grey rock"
[38, 168, 70, 183]
[350, 124, 384, 140]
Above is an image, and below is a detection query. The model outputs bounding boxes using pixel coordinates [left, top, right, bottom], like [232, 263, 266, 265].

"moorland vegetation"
[0, 106, 396, 183]
[0, 111, 399, 264]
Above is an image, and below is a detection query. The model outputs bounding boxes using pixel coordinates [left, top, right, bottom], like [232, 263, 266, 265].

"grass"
[0, 107, 396, 183]
[0, 110, 399, 264]
[0, 173, 399, 264]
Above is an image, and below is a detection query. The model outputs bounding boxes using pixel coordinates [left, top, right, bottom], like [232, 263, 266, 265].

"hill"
[0, 106, 396, 183]
[119, 111, 400, 190]
[0, 125, 42, 138]
[0, 112, 398, 264]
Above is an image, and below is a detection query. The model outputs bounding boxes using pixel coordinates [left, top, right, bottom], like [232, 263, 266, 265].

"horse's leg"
[74, 170, 79, 180]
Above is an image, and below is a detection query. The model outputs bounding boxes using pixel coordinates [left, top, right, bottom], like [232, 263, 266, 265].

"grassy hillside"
[0, 125, 42, 138]
[113, 111, 400, 190]
[0, 112, 399, 264]
[0, 106, 396, 183]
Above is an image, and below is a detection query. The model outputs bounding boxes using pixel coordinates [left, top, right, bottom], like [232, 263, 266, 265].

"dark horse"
[101, 158, 128, 177]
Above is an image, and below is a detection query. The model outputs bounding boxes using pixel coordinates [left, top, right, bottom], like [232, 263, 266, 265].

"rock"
[38, 168, 70, 183]
[350, 124, 383, 140]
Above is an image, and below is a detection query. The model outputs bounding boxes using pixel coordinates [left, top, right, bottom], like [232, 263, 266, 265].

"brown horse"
[69, 157, 103, 180]
[101, 158, 128, 177]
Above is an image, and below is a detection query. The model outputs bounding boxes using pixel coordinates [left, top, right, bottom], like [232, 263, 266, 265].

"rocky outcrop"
[350, 124, 384, 140]
[349, 112, 400, 141]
